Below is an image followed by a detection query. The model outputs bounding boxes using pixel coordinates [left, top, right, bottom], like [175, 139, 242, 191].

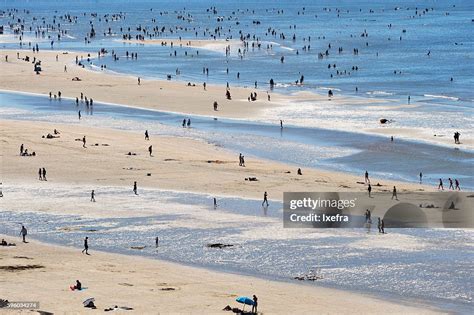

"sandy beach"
[0, 235, 441, 314]
[1, 2, 472, 313]
[0, 119, 430, 203]
[1, 49, 470, 149]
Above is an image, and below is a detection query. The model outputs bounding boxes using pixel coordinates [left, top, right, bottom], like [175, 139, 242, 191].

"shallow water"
[0, 183, 473, 313]
[1, 91, 473, 189]
[1, 0, 473, 140]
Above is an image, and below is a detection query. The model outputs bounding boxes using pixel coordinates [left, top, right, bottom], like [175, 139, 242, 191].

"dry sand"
[0, 49, 382, 120]
[0, 119, 431, 202]
[0, 235, 441, 314]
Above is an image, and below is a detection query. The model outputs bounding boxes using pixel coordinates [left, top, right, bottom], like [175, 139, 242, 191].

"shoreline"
[2, 87, 473, 155]
[0, 234, 444, 314]
[1, 49, 470, 150]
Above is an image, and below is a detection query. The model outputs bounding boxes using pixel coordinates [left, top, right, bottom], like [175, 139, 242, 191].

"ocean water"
[1, 91, 473, 189]
[1, 0, 473, 131]
[1, 183, 473, 313]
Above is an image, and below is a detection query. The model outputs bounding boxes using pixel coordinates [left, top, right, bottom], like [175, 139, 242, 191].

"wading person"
[262, 191, 269, 206]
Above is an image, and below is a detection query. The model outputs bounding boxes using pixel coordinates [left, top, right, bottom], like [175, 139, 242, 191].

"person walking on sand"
[381, 219, 385, 233]
[419, 172, 423, 184]
[82, 136, 86, 148]
[438, 178, 444, 190]
[262, 191, 269, 206]
[138, 77, 141, 85]
[455, 179, 460, 191]
[38, 168, 43, 181]
[82, 237, 89, 255]
[42, 168, 47, 181]
[239, 153, 243, 166]
[392, 186, 398, 200]
[368, 184, 372, 197]
[133, 181, 138, 195]
[241, 155, 245, 167]
[365, 170, 370, 183]
[90, 190, 95, 202]
[145, 130, 149, 140]
[20, 144, 24, 155]
[19, 225, 28, 243]
[252, 295, 258, 314]
[148, 145, 153, 156]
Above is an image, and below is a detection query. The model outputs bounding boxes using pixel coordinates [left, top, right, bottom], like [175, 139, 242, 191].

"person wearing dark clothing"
[82, 237, 89, 254]
[38, 168, 43, 181]
[133, 181, 138, 195]
[252, 295, 258, 314]
[368, 184, 372, 197]
[145, 130, 149, 140]
[20, 225, 28, 243]
[438, 178, 444, 190]
[155, 237, 159, 248]
[42, 168, 47, 181]
[148, 145, 153, 156]
[262, 192, 269, 206]
[392, 186, 398, 200]
[82, 136, 86, 148]
[381, 219, 385, 233]
[377, 218, 382, 233]
[455, 179, 460, 190]
[448, 178, 454, 190]
[91, 190, 95, 202]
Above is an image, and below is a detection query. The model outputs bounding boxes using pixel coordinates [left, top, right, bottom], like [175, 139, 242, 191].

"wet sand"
[0, 235, 441, 314]
[122, 37, 243, 52]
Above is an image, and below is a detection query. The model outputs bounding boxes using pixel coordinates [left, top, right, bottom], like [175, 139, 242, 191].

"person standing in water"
[455, 179, 460, 190]
[438, 178, 444, 190]
[82, 237, 89, 255]
[133, 181, 138, 195]
[78, 110, 81, 120]
[262, 191, 269, 206]
[155, 237, 159, 248]
[19, 225, 28, 243]
[419, 172, 423, 184]
[145, 130, 149, 140]
[448, 178, 454, 190]
[90, 190, 95, 202]
[280, 120, 283, 129]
